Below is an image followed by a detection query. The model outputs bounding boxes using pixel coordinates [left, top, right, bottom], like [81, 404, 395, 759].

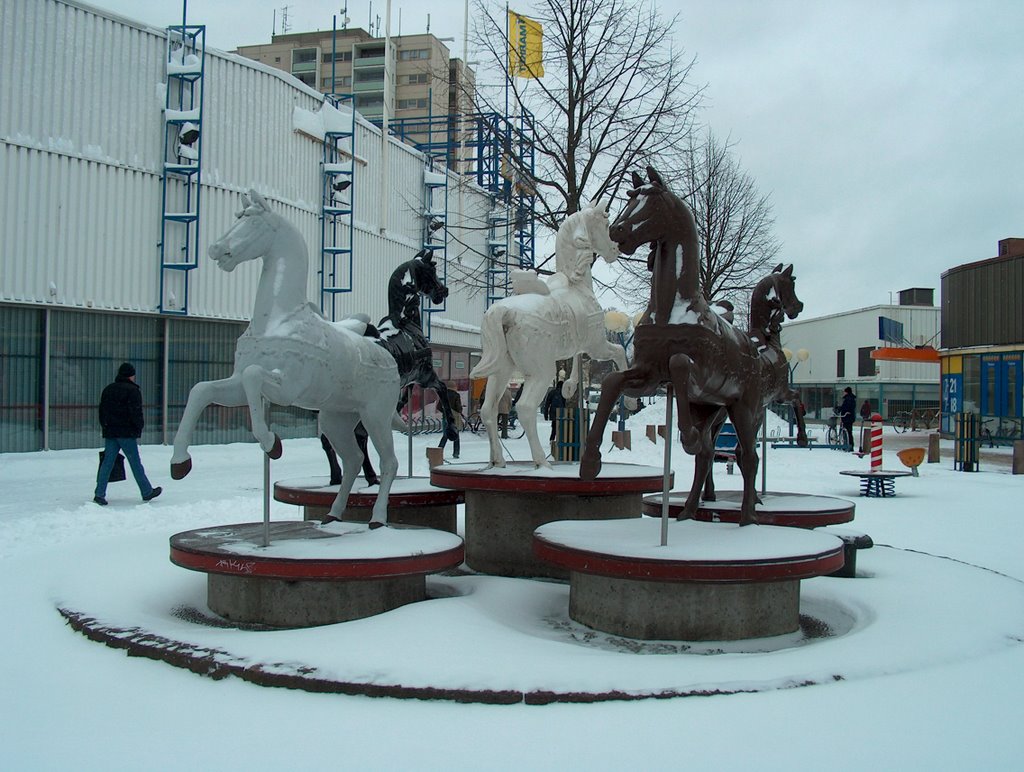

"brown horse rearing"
[580, 167, 805, 526]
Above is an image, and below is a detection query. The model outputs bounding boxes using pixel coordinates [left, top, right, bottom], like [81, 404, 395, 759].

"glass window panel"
[49, 310, 163, 450]
[0, 306, 44, 451]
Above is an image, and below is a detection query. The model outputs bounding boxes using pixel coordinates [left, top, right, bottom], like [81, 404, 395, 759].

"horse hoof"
[579, 451, 601, 480]
[170, 458, 192, 480]
[368, 521, 386, 530]
[268, 435, 283, 460]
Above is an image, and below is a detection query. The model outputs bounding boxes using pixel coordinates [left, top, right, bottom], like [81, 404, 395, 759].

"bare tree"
[609, 131, 782, 325]
[467, 0, 703, 227]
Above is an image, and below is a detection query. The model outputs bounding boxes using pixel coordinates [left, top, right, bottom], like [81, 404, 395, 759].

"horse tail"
[470, 304, 513, 379]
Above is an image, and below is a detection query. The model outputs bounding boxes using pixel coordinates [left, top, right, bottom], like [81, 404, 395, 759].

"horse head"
[752, 264, 803, 338]
[208, 189, 281, 272]
[411, 250, 449, 305]
[609, 166, 674, 256]
[773, 264, 803, 320]
[578, 200, 620, 264]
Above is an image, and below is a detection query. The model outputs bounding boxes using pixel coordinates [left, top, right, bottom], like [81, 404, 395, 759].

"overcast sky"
[83, 0, 1024, 318]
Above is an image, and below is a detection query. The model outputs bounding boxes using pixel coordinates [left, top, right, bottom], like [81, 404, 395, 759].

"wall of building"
[0, 0, 493, 452]
[941, 248, 1024, 349]
[780, 304, 941, 420]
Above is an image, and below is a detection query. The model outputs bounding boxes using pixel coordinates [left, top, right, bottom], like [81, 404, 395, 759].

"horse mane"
[748, 267, 788, 344]
[554, 208, 597, 285]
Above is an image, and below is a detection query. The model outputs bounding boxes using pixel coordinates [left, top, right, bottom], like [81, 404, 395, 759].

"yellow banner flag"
[508, 10, 544, 79]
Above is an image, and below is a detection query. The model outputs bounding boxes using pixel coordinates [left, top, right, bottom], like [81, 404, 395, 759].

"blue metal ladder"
[319, 93, 357, 321]
[159, 24, 206, 315]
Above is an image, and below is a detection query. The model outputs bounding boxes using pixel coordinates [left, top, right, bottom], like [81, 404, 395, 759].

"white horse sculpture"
[170, 190, 400, 526]
[470, 201, 625, 467]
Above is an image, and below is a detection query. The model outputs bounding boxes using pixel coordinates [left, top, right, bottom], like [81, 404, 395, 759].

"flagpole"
[505, 2, 510, 127]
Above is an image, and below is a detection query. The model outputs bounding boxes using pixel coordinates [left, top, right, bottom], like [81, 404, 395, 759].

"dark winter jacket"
[99, 376, 145, 439]
[543, 383, 567, 420]
[839, 392, 857, 421]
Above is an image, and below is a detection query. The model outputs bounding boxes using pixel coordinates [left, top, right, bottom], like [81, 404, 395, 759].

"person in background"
[542, 380, 567, 441]
[437, 384, 464, 459]
[860, 399, 873, 422]
[840, 386, 857, 452]
[94, 362, 161, 505]
[498, 386, 513, 439]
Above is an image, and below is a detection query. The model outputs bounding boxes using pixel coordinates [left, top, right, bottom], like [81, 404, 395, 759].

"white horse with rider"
[470, 201, 625, 468]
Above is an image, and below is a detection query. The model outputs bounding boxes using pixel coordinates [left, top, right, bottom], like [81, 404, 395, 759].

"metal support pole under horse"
[661, 383, 673, 547]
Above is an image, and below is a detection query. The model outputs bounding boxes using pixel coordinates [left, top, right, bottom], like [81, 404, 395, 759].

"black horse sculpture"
[323, 249, 457, 484]
[580, 167, 805, 526]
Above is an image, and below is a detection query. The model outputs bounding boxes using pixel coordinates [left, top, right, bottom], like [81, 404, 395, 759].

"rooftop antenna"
[427, 12, 431, 33]
[280, 5, 292, 34]
[341, 4, 349, 30]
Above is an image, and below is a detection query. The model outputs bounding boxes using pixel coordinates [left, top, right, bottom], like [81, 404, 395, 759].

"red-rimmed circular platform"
[430, 462, 668, 578]
[169, 521, 465, 627]
[533, 519, 844, 641]
[430, 461, 669, 494]
[274, 477, 465, 509]
[274, 476, 463, 532]
[642, 491, 855, 529]
[534, 520, 845, 584]
[170, 521, 464, 580]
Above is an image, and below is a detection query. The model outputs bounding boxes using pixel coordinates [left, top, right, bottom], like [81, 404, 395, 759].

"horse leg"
[170, 375, 245, 479]
[702, 409, 729, 501]
[481, 371, 512, 467]
[240, 364, 282, 458]
[518, 375, 553, 468]
[667, 353, 700, 454]
[728, 408, 761, 526]
[681, 408, 722, 518]
[320, 433, 342, 485]
[425, 374, 459, 442]
[580, 370, 627, 479]
[360, 405, 400, 527]
[319, 411, 361, 523]
[354, 422, 379, 486]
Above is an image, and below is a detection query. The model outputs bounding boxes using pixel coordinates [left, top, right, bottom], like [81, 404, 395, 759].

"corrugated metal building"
[939, 239, 1024, 442]
[1, 0, 497, 452]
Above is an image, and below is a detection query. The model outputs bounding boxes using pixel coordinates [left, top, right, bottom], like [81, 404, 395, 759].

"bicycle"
[826, 409, 851, 450]
[892, 411, 912, 433]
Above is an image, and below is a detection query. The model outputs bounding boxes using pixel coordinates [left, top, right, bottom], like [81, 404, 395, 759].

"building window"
[274, 56, 281, 63]
[0, 305, 43, 451]
[295, 72, 317, 87]
[292, 48, 317, 65]
[355, 94, 384, 108]
[836, 349, 845, 378]
[355, 68, 384, 83]
[858, 347, 875, 377]
[397, 98, 429, 110]
[322, 51, 352, 63]
[322, 75, 352, 89]
[358, 46, 386, 58]
[399, 49, 430, 61]
[406, 73, 429, 85]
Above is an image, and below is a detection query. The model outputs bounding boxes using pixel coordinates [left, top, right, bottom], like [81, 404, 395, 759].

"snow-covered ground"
[2, 402, 1022, 770]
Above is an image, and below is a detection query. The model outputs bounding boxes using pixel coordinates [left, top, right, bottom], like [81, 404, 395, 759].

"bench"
[819, 526, 873, 578]
[769, 435, 818, 449]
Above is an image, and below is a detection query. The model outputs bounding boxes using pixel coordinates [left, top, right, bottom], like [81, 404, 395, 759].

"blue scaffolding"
[158, 24, 206, 315]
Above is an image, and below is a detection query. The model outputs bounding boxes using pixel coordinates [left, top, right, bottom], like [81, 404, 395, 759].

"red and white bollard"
[870, 413, 884, 471]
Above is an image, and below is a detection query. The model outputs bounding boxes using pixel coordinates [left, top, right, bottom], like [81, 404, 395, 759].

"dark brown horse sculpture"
[580, 167, 806, 526]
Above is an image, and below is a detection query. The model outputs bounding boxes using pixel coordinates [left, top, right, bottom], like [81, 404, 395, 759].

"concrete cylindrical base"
[465, 491, 641, 578]
[568, 572, 800, 641]
[303, 503, 457, 533]
[208, 573, 425, 628]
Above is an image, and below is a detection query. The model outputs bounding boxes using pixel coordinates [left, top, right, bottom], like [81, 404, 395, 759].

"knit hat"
[117, 362, 136, 378]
